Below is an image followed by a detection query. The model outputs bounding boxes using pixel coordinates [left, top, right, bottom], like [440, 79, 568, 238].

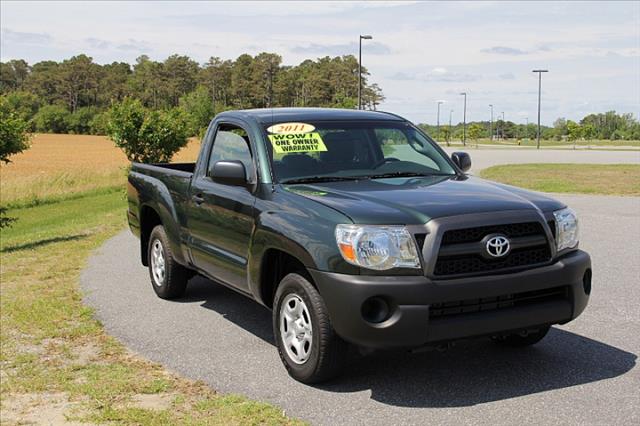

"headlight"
[553, 207, 579, 252]
[335, 224, 421, 270]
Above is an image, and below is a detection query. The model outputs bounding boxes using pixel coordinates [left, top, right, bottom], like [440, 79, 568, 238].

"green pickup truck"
[127, 108, 591, 383]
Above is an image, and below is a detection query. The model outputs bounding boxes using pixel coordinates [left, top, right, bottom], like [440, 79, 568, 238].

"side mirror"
[209, 160, 247, 186]
[451, 152, 471, 172]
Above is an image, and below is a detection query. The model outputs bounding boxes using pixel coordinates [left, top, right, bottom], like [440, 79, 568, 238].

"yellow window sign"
[267, 122, 316, 134]
[268, 133, 327, 154]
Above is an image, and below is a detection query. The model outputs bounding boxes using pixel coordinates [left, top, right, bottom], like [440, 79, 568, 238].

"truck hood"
[283, 175, 565, 224]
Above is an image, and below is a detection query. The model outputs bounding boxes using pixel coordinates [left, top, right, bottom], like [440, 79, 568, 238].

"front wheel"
[273, 273, 348, 383]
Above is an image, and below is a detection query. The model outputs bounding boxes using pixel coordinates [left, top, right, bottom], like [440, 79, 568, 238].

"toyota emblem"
[486, 235, 510, 258]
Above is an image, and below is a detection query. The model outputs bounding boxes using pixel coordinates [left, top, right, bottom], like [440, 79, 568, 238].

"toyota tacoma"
[126, 108, 591, 383]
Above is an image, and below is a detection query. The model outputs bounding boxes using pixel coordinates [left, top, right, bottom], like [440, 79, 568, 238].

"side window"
[375, 128, 439, 170]
[209, 124, 253, 178]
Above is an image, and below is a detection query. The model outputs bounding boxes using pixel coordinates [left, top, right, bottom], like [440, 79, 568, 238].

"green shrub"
[107, 98, 190, 163]
[1, 91, 40, 129]
[0, 96, 31, 163]
[0, 96, 32, 228]
[67, 106, 99, 134]
[89, 111, 110, 135]
[34, 104, 71, 133]
[179, 86, 214, 137]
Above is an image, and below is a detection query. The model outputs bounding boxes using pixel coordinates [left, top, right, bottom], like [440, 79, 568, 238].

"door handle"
[192, 194, 204, 205]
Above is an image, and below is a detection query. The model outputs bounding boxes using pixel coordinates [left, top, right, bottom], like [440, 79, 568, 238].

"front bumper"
[310, 250, 591, 348]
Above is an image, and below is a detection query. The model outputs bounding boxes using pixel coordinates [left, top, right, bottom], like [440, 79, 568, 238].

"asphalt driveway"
[81, 148, 640, 425]
[81, 191, 639, 425]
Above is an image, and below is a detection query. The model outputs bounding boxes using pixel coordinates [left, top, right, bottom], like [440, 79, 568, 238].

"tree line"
[419, 110, 640, 142]
[0, 53, 384, 137]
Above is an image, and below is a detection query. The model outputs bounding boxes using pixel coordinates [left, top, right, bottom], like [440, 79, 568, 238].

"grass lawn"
[477, 138, 640, 147]
[0, 189, 301, 425]
[480, 163, 640, 196]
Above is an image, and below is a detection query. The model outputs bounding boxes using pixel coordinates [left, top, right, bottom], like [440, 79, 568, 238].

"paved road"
[81, 192, 640, 425]
[81, 150, 640, 424]
[441, 147, 640, 173]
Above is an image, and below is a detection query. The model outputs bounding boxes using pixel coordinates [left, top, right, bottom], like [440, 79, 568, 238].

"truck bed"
[132, 162, 196, 176]
[127, 162, 196, 241]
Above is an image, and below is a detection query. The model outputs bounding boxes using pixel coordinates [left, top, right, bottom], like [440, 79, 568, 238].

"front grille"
[434, 222, 551, 277]
[429, 286, 568, 319]
[434, 246, 552, 276]
[441, 222, 543, 245]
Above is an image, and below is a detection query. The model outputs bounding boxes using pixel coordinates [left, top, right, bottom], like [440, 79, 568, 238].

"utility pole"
[489, 104, 494, 141]
[460, 92, 467, 146]
[532, 69, 548, 149]
[448, 109, 453, 146]
[501, 111, 505, 139]
[436, 101, 443, 142]
[525, 117, 529, 141]
[358, 35, 373, 110]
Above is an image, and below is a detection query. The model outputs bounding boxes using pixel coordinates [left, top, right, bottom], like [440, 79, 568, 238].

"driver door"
[187, 122, 257, 293]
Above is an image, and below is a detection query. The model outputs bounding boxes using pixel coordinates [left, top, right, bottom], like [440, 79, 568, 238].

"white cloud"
[2, 28, 51, 45]
[389, 68, 481, 83]
[291, 42, 392, 55]
[482, 46, 528, 56]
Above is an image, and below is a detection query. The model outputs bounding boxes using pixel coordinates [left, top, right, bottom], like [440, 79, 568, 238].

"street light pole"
[460, 92, 467, 146]
[448, 109, 453, 146]
[532, 69, 548, 149]
[489, 104, 494, 141]
[436, 101, 443, 142]
[358, 35, 373, 110]
[501, 111, 505, 139]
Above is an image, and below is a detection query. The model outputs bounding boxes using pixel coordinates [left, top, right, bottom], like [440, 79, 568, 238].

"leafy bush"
[0, 96, 31, 163]
[179, 86, 214, 137]
[566, 120, 582, 141]
[0, 96, 32, 228]
[468, 123, 485, 140]
[67, 106, 99, 134]
[107, 98, 190, 163]
[1, 91, 40, 128]
[34, 104, 71, 133]
[89, 111, 110, 135]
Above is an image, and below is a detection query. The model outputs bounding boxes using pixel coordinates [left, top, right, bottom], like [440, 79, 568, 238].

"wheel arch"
[255, 248, 313, 309]
[140, 205, 163, 266]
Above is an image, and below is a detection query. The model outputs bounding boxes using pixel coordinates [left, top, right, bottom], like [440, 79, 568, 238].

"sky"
[1, 1, 638, 125]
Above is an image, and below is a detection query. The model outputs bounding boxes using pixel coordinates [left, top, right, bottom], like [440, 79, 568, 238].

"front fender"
[247, 187, 358, 303]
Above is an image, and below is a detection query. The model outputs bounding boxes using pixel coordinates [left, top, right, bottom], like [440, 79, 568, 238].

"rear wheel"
[273, 273, 348, 383]
[148, 225, 189, 299]
[493, 326, 550, 347]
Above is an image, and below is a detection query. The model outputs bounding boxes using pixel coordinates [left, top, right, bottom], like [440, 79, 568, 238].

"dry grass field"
[0, 134, 202, 207]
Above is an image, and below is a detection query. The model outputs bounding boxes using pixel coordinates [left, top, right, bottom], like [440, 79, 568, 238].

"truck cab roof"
[215, 107, 405, 125]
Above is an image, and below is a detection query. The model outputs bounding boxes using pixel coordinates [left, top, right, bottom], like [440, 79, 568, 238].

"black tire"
[273, 273, 348, 383]
[493, 326, 550, 347]
[147, 225, 189, 299]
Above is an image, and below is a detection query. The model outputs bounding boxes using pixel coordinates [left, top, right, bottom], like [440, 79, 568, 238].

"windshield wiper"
[366, 172, 452, 179]
[281, 176, 364, 184]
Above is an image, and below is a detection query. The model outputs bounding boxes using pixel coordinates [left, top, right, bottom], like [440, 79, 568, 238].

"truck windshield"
[263, 121, 456, 183]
